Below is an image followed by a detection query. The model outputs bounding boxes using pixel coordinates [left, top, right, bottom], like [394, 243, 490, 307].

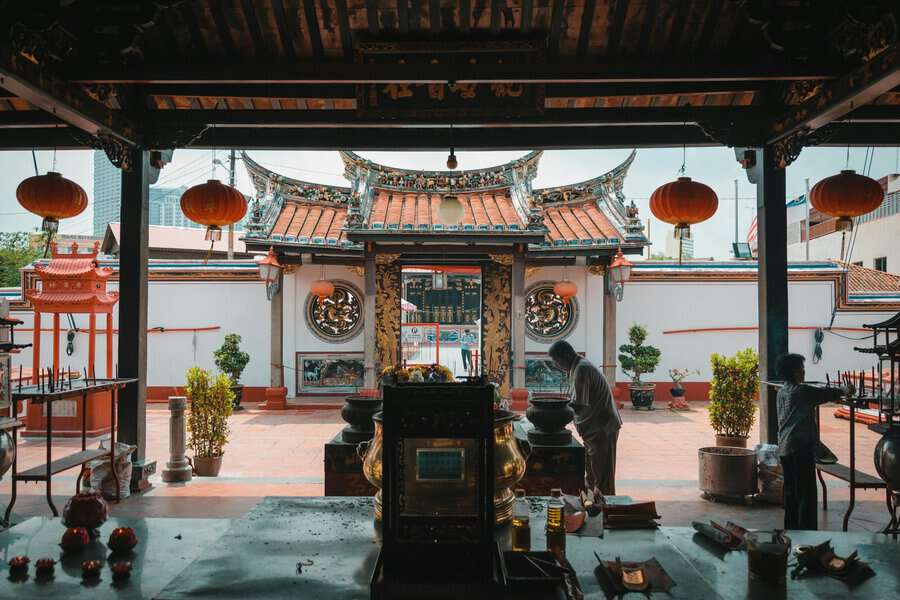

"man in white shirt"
[549, 340, 623, 494]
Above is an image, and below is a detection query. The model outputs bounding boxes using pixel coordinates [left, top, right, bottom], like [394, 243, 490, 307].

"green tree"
[213, 333, 250, 384]
[707, 348, 759, 438]
[0, 232, 41, 287]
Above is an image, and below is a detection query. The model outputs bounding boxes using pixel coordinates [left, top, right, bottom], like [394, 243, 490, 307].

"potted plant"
[213, 333, 250, 410]
[186, 366, 234, 476]
[668, 368, 699, 411]
[618, 324, 662, 410]
[708, 348, 759, 447]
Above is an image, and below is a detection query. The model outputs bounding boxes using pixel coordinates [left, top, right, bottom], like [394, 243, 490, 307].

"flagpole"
[804, 178, 810, 261]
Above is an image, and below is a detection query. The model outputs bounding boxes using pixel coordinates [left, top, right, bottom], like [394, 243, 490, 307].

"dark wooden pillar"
[743, 146, 789, 445]
[117, 147, 154, 491]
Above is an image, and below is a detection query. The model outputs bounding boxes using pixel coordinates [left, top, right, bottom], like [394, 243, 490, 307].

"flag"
[747, 215, 758, 245]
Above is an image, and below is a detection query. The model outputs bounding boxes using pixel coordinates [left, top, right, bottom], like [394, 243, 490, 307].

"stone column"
[510, 253, 526, 389]
[264, 270, 287, 409]
[161, 396, 192, 483]
[363, 255, 377, 389]
[602, 268, 618, 387]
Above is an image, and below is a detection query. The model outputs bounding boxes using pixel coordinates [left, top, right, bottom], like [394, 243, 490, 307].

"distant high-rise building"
[93, 151, 249, 235]
[665, 230, 694, 260]
[92, 150, 121, 236]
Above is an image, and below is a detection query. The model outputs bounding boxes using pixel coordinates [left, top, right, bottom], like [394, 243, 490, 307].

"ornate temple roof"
[242, 150, 647, 254]
[26, 242, 118, 313]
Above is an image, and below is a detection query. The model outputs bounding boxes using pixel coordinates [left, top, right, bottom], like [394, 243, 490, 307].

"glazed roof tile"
[268, 202, 349, 246]
[366, 190, 525, 231]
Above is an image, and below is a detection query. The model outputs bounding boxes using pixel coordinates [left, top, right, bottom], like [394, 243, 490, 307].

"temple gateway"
[241, 150, 647, 406]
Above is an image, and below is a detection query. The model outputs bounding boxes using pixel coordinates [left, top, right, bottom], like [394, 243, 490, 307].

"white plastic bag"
[755, 443, 780, 467]
[89, 442, 135, 500]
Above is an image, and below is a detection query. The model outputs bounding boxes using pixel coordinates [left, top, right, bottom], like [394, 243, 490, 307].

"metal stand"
[815, 400, 886, 531]
[4, 378, 135, 520]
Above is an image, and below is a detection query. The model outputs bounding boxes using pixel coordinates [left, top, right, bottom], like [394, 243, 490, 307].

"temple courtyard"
[2, 401, 889, 533]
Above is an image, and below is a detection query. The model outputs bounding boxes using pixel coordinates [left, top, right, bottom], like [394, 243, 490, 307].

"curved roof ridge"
[242, 151, 351, 193]
[533, 149, 636, 195]
[339, 150, 543, 176]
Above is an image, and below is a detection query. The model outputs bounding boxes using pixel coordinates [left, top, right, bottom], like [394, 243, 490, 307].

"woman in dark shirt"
[775, 353, 850, 530]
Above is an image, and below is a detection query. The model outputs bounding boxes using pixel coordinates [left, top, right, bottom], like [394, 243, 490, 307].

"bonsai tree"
[708, 348, 759, 440]
[618, 324, 662, 386]
[669, 368, 700, 393]
[213, 333, 250, 385]
[186, 367, 234, 461]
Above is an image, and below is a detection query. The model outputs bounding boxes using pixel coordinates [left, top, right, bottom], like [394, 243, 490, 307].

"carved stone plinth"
[161, 396, 192, 483]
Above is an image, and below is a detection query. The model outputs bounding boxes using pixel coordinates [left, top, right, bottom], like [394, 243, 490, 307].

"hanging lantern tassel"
[311, 279, 335, 306]
[553, 280, 577, 305]
[809, 169, 884, 232]
[649, 176, 718, 240]
[180, 179, 247, 242]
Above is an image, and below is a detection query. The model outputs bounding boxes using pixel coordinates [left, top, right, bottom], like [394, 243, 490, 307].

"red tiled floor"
[2, 400, 893, 533]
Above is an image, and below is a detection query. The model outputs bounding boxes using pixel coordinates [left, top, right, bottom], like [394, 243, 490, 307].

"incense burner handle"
[357, 440, 371, 460]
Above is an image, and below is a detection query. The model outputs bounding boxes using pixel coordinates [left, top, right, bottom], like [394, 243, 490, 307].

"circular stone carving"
[525, 282, 578, 342]
[305, 280, 364, 342]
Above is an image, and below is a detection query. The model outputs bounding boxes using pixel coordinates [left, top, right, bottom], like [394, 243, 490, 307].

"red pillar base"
[261, 387, 288, 410]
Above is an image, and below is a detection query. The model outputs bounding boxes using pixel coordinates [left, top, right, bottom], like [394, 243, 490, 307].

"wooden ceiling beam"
[490, 0, 501, 35]
[577, 0, 597, 57]
[170, 123, 722, 149]
[301, 0, 324, 60]
[768, 44, 900, 144]
[694, 0, 723, 54]
[0, 48, 140, 146]
[271, 0, 298, 59]
[520, 0, 533, 34]
[548, 0, 564, 57]
[145, 106, 767, 128]
[69, 60, 839, 84]
[179, 2, 209, 58]
[636, 0, 659, 57]
[334, 0, 354, 61]
[606, 0, 630, 58]
[209, 0, 239, 58]
[399, 0, 410, 34]
[367, 0, 381, 35]
[240, 0, 269, 58]
[431, 0, 442, 34]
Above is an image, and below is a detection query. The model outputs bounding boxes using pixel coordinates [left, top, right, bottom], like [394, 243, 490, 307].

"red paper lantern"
[809, 169, 884, 231]
[180, 179, 247, 241]
[62, 491, 109, 532]
[16, 172, 88, 233]
[649, 176, 718, 238]
[311, 279, 335, 306]
[553, 280, 577, 305]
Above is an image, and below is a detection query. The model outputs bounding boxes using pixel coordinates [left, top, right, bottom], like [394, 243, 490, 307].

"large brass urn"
[357, 410, 529, 524]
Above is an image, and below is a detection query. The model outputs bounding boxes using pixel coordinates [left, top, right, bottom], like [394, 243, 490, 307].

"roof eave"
[345, 230, 546, 245]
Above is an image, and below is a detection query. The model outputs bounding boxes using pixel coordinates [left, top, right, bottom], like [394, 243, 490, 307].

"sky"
[2, 145, 899, 259]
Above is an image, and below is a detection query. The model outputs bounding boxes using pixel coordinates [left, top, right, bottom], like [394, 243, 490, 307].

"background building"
[92, 150, 121, 236]
[786, 173, 900, 274]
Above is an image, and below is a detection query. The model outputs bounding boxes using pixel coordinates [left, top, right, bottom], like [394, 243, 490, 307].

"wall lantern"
[649, 176, 718, 239]
[256, 247, 282, 301]
[607, 248, 633, 302]
[809, 169, 883, 231]
[310, 264, 335, 307]
[180, 179, 247, 241]
[16, 171, 88, 233]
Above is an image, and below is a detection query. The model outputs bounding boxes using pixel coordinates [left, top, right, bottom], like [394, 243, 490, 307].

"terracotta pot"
[192, 455, 223, 477]
[715, 434, 748, 448]
[699, 446, 758, 498]
[629, 383, 656, 410]
[359, 410, 529, 524]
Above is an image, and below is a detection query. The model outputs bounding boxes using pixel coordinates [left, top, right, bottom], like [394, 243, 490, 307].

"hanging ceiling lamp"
[180, 179, 247, 241]
[446, 123, 458, 169]
[16, 172, 88, 233]
[809, 169, 883, 231]
[649, 176, 718, 239]
[310, 265, 334, 306]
